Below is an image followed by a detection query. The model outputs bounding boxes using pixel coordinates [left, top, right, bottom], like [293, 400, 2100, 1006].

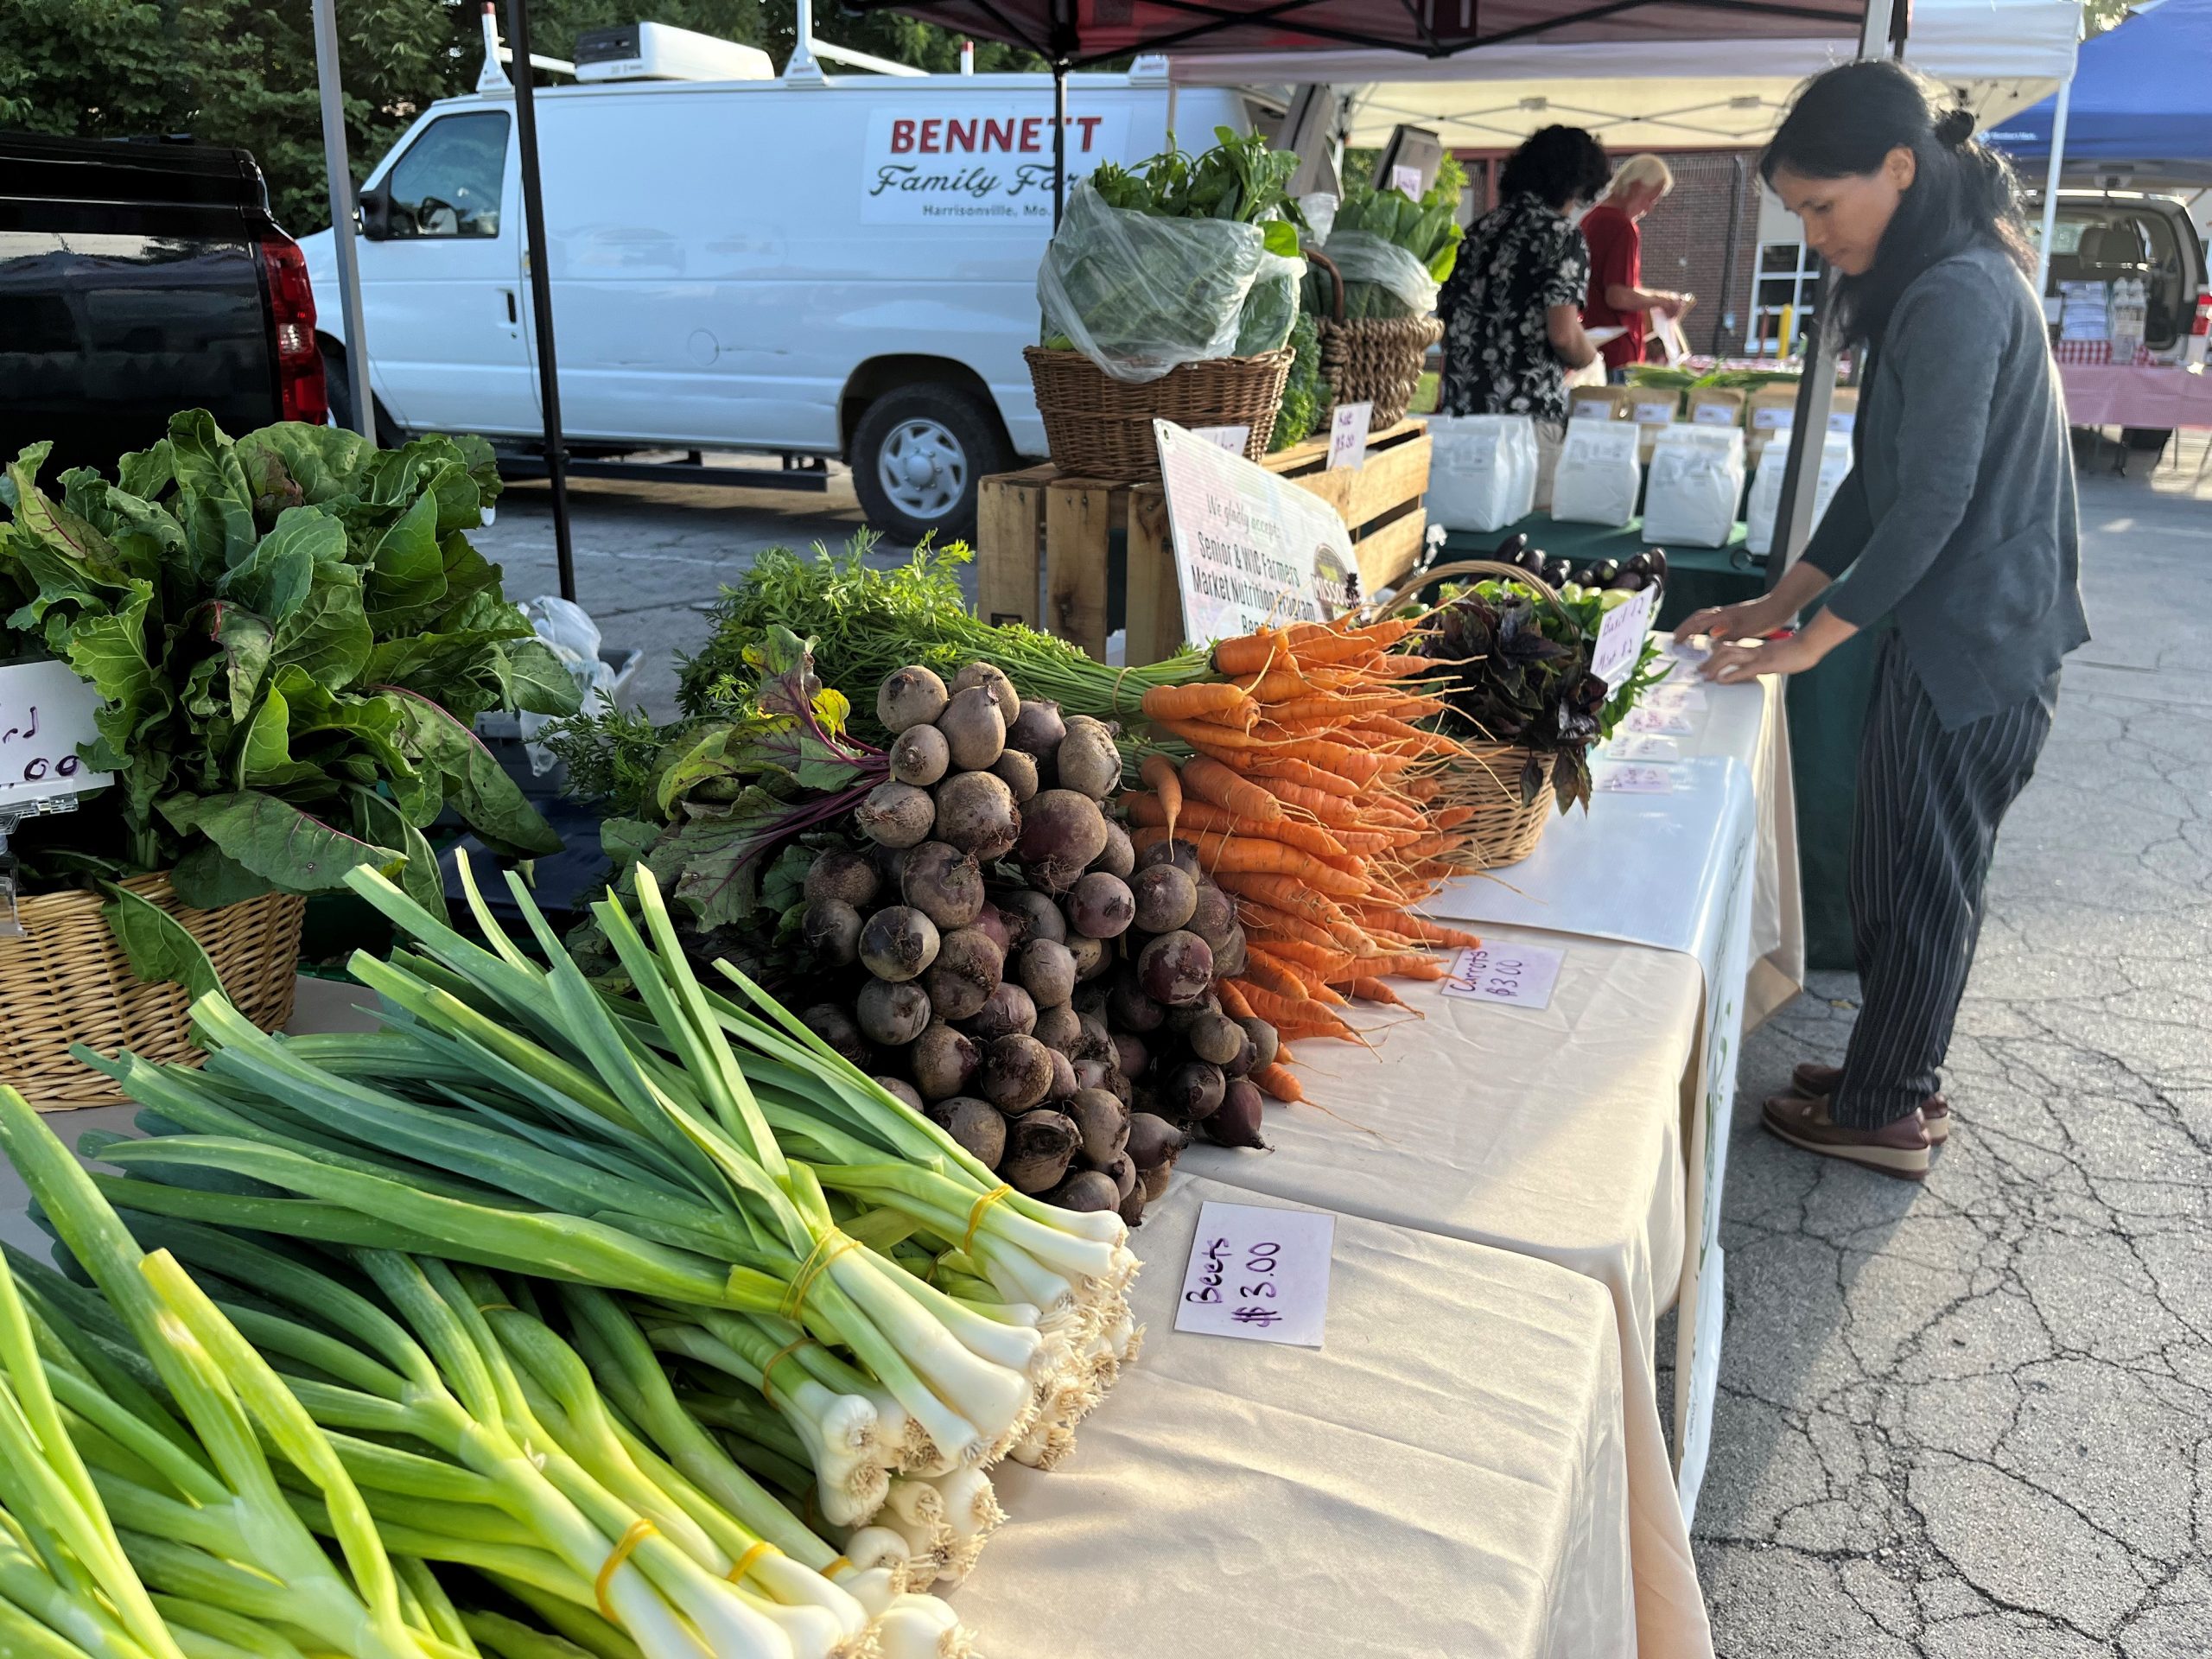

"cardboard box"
[1567, 384, 1626, 423]
[1621, 385, 1680, 458]
[1745, 385, 1798, 465]
[1685, 385, 1747, 431]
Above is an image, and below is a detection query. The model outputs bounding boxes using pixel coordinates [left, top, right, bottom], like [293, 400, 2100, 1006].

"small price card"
[1326, 401, 1373, 471]
[1390, 163, 1424, 196]
[1176, 1201, 1334, 1348]
[1190, 424, 1251, 454]
[1589, 584, 1660, 690]
[1625, 706, 1694, 736]
[1442, 940, 1566, 1013]
[1598, 763, 1680, 795]
[1645, 681, 1707, 712]
[1611, 733, 1680, 762]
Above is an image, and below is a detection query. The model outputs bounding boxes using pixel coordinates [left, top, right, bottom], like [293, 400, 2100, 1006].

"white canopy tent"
[1167, 0, 2081, 153]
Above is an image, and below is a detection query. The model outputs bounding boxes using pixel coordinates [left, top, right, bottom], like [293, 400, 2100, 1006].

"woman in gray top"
[1675, 61, 2089, 1181]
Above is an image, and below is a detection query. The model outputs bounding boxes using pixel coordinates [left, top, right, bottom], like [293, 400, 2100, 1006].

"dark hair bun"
[1936, 107, 1975, 148]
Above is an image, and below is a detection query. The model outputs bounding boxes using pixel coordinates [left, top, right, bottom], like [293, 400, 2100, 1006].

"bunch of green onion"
[0, 854, 1145, 1654]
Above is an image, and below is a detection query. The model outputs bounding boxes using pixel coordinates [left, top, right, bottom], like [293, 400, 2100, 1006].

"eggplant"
[1624, 550, 1654, 578]
[1542, 558, 1573, 589]
[1516, 545, 1549, 579]
[1492, 531, 1529, 563]
[1648, 548, 1670, 582]
[1606, 570, 1646, 592]
[1586, 559, 1621, 587]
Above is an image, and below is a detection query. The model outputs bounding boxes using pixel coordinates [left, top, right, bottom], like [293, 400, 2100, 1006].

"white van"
[301, 41, 1256, 537]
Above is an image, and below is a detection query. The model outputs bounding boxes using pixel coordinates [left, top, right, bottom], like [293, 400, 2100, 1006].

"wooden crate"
[976, 419, 1431, 663]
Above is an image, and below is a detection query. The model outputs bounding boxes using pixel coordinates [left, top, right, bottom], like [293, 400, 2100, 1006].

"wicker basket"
[1308, 249, 1445, 432]
[1394, 557, 1577, 870]
[1024, 346, 1294, 483]
[0, 874, 305, 1109]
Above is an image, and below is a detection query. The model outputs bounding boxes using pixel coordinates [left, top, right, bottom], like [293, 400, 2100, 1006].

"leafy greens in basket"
[0, 412, 575, 918]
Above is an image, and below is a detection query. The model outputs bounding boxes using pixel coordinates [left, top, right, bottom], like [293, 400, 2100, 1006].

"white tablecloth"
[954, 1175, 1638, 1659]
[1184, 931, 1713, 1659]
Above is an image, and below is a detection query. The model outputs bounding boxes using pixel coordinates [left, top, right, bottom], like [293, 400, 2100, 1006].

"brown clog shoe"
[1763, 1093, 1931, 1181]
[1791, 1062, 1951, 1145]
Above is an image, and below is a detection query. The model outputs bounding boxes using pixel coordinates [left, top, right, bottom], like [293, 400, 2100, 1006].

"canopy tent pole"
[505, 0, 578, 605]
[310, 0, 374, 442]
[2033, 74, 2073, 296]
[1054, 62, 1068, 226]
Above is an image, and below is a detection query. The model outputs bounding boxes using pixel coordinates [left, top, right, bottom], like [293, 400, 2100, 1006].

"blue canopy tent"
[1991, 0, 2212, 188]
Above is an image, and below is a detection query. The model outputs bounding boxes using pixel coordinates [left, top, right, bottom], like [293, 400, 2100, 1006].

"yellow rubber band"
[759, 1336, 817, 1407]
[780, 1231, 860, 1323]
[961, 1184, 1014, 1256]
[728, 1540, 780, 1584]
[594, 1519, 658, 1621]
[823, 1555, 855, 1581]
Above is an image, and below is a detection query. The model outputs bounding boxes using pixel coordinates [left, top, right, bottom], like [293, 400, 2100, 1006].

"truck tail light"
[258, 234, 329, 425]
[2193, 289, 2211, 337]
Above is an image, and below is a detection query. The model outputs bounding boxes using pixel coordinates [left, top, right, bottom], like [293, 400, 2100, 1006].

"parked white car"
[300, 37, 1256, 537]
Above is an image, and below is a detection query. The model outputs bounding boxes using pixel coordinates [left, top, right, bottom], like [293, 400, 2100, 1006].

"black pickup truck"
[0, 131, 327, 473]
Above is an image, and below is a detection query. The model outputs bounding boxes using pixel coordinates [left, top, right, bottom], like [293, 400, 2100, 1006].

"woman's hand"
[1699, 632, 1826, 684]
[1674, 596, 1784, 645]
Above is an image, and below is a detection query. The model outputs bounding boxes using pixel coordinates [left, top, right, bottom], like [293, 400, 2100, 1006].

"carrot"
[1233, 982, 1355, 1039]
[1212, 870, 1349, 925]
[1263, 938, 1357, 976]
[1211, 630, 1291, 677]
[1241, 755, 1361, 798]
[1350, 953, 1450, 981]
[1249, 948, 1350, 1005]
[1251, 1062, 1306, 1103]
[1141, 683, 1253, 723]
[1217, 979, 1255, 1020]
[1123, 796, 1350, 860]
[1139, 753, 1183, 844]
[1152, 717, 1271, 753]
[1345, 908, 1482, 950]
[1180, 754, 1283, 823]
[1236, 899, 1369, 957]
[1128, 828, 1369, 897]
[1345, 976, 1415, 1009]
[1237, 954, 1316, 1001]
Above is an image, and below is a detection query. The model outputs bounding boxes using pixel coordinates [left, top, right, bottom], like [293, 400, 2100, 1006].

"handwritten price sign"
[1589, 584, 1659, 691]
[1175, 1201, 1334, 1348]
[1597, 762, 1679, 795]
[0, 660, 111, 813]
[1441, 941, 1565, 1013]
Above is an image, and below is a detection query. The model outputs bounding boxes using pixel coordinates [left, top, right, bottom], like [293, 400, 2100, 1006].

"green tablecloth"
[1441, 518, 1873, 971]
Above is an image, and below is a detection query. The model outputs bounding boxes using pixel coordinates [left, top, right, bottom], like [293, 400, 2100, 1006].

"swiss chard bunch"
[0, 412, 575, 917]
[1313, 154, 1467, 321]
[1429, 582, 1612, 813]
[1090, 125, 1303, 227]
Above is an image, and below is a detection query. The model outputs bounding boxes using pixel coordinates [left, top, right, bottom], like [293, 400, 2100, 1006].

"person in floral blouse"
[1440, 126, 1614, 426]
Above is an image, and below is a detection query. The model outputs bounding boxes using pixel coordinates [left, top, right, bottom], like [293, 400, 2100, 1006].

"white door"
[357, 109, 537, 435]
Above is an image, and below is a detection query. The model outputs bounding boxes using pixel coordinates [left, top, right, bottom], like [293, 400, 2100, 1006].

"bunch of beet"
[788, 663, 1274, 1228]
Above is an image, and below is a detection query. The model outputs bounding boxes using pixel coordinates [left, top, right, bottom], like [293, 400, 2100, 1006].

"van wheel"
[851, 385, 1011, 543]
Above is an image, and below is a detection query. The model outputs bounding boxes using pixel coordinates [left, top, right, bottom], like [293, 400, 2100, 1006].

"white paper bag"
[1427, 414, 1539, 532]
[1745, 430, 1853, 556]
[1641, 425, 1746, 549]
[1548, 420, 1643, 529]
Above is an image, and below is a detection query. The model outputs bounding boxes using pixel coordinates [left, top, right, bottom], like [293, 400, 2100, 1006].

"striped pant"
[1832, 637, 2056, 1128]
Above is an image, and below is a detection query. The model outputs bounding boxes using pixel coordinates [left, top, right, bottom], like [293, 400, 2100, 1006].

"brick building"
[1465, 147, 1790, 359]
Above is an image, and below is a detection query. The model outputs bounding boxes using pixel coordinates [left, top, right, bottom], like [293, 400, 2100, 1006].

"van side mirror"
[356, 184, 391, 241]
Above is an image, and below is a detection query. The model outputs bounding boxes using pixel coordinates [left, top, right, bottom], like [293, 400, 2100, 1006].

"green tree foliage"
[0, 0, 1038, 234]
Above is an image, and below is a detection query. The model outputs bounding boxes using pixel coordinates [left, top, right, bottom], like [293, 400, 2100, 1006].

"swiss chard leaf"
[170, 842, 277, 910]
[166, 410, 259, 576]
[387, 688, 562, 857]
[499, 637, 586, 717]
[351, 785, 449, 925]
[157, 790, 401, 893]
[268, 569, 373, 690]
[219, 505, 343, 620]
[99, 881, 226, 1000]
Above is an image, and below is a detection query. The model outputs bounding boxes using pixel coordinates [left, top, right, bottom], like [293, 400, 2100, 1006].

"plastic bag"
[518, 595, 618, 777]
[1745, 431, 1854, 556]
[1039, 179, 1289, 382]
[1319, 228, 1442, 321]
[1234, 248, 1309, 358]
[1427, 414, 1539, 532]
[1550, 421, 1643, 529]
[1642, 427, 1745, 549]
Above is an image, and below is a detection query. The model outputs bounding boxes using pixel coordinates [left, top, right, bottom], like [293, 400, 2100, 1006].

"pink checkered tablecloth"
[2058, 361, 2212, 429]
[2053, 341, 2156, 366]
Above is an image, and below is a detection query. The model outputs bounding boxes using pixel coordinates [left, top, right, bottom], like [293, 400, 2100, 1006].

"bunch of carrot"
[1121, 616, 1484, 1104]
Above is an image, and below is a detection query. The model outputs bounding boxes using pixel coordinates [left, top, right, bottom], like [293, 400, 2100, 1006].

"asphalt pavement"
[477, 433, 2212, 1659]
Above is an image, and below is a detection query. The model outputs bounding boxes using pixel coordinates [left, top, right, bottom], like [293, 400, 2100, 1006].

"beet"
[799, 898, 862, 967]
[981, 1034, 1055, 1112]
[873, 1076, 925, 1113]
[1045, 1047, 1079, 1101]
[926, 1095, 1005, 1167]
[1016, 790, 1110, 891]
[1100, 1152, 1138, 1201]
[1055, 716, 1122, 801]
[1112, 1031, 1148, 1079]
[993, 888, 1066, 948]
[1001, 1109, 1080, 1192]
[1125, 1112, 1189, 1172]
[1031, 1001, 1084, 1055]
[1165, 1061, 1225, 1121]
[804, 849, 880, 910]
[1138, 930, 1214, 1006]
[878, 665, 949, 734]
[1065, 931, 1111, 983]
[899, 841, 984, 931]
[1236, 1015, 1280, 1071]
[1187, 1011, 1245, 1067]
[932, 771, 1020, 861]
[923, 926, 1004, 1021]
[938, 684, 1007, 771]
[1044, 1169, 1121, 1214]
[1135, 837, 1203, 878]
[1065, 872, 1135, 940]
[858, 906, 939, 983]
[1118, 1186, 1148, 1225]
[855, 782, 935, 849]
[971, 900, 1013, 955]
[1129, 864, 1198, 935]
[1186, 880, 1236, 951]
[801, 1004, 868, 1068]
[1224, 1033, 1259, 1078]
[1012, 937, 1077, 1009]
[857, 978, 932, 1047]
[1072, 1054, 1113, 1094]
[1092, 820, 1135, 879]
[953, 661, 1021, 726]
[964, 982, 1038, 1041]
[909, 1022, 982, 1101]
[991, 748, 1039, 804]
[1213, 923, 1249, 980]
[1065, 1088, 1129, 1165]
[889, 722, 950, 786]
[1205, 1078, 1268, 1148]
[1004, 697, 1066, 760]
[1107, 976, 1166, 1033]
[1137, 1157, 1175, 1203]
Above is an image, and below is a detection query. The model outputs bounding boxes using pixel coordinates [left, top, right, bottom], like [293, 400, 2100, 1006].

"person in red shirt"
[1580, 154, 1694, 379]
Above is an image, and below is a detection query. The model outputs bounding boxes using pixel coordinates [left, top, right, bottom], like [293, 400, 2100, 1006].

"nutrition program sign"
[861, 105, 1130, 224]
[1154, 421, 1358, 645]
